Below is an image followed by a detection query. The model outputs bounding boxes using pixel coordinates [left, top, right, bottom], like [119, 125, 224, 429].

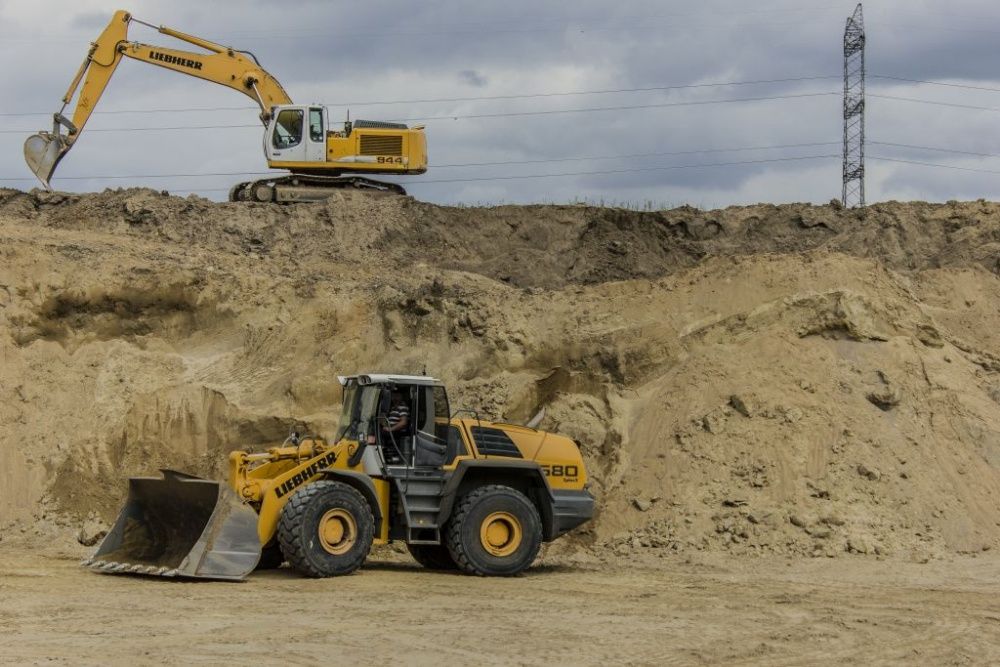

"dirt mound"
[4, 188, 999, 289]
[1, 187, 999, 560]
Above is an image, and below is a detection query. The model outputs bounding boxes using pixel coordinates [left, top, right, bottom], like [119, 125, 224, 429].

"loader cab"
[335, 374, 468, 474]
[265, 104, 326, 164]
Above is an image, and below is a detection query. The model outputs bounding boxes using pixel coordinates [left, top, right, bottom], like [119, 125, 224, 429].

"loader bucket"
[23, 132, 70, 190]
[83, 470, 261, 581]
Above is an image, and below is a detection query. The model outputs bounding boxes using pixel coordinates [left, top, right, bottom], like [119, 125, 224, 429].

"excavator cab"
[262, 104, 427, 181]
[266, 105, 326, 163]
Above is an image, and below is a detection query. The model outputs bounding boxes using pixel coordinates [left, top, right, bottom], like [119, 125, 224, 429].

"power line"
[394, 92, 838, 122]
[0, 171, 272, 183]
[869, 156, 1000, 175]
[867, 19, 1000, 37]
[229, 17, 840, 41]
[0, 142, 840, 183]
[0, 124, 261, 135]
[6, 146, 994, 191]
[0, 91, 839, 134]
[870, 141, 1000, 160]
[1, 155, 838, 189]
[871, 75, 1000, 95]
[211, 6, 846, 37]
[7, 74, 1000, 120]
[434, 142, 840, 168]
[0, 8, 850, 43]
[0, 106, 255, 118]
[869, 94, 1000, 113]
[0, 74, 840, 117]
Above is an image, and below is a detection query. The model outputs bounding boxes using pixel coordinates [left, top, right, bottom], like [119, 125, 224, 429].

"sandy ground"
[3, 191, 1000, 665]
[2, 542, 999, 666]
[3, 190, 1000, 559]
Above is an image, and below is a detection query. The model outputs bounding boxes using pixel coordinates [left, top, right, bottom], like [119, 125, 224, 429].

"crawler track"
[229, 174, 406, 202]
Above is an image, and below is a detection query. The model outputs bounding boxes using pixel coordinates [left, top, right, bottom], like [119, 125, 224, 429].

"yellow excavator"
[84, 374, 594, 579]
[24, 10, 427, 201]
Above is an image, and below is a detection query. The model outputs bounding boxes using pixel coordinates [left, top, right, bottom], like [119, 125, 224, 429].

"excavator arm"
[24, 9, 293, 189]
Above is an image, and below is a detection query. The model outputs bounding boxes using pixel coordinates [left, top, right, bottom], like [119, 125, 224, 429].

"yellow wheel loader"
[25, 10, 427, 201]
[85, 374, 594, 579]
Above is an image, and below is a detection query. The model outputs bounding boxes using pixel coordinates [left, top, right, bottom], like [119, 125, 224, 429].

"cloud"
[458, 70, 489, 88]
[2, 0, 1000, 206]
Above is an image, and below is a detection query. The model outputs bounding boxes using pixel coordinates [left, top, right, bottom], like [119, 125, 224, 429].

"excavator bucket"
[83, 470, 261, 581]
[23, 132, 70, 190]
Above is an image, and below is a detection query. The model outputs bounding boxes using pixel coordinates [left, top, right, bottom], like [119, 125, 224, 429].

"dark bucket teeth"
[85, 560, 178, 577]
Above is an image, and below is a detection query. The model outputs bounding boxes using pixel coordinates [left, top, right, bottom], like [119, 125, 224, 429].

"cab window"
[273, 109, 303, 149]
[309, 108, 324, 142]
[334, 383, 359, 441]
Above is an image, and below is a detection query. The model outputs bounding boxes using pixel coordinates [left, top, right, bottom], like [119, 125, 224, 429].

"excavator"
[84, 374, 595, 579]
[24, 10, 427, 201]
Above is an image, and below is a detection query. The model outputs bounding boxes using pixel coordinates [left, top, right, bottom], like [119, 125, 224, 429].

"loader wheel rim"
[318, 509, 357, 555]
[480, 511, 522, 557]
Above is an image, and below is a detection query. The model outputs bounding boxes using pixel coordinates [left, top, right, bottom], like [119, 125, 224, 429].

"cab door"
[268, 107, 307, 163]
[305, 107, 327, 163]
[414, 385, 468, 467]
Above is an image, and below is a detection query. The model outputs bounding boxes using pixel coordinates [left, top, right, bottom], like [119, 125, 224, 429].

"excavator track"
[229, 174, 406, 203]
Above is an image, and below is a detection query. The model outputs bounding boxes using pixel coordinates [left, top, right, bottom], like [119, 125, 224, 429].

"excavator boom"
[24, 9, 292, 189]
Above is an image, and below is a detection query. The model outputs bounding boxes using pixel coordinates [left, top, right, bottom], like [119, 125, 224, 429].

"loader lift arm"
[24, 9, 293, 189]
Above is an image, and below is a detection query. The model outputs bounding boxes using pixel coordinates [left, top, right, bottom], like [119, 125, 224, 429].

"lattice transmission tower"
[842, 3, 866, 208]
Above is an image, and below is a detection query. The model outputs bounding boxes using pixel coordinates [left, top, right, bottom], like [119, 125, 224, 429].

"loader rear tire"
[277, 480, 374, 577]
[445, 485, 542, 576]
[406, 543, 458, 570]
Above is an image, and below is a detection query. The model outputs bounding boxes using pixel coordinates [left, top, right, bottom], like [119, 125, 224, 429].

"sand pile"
[1, 187, 998, 560]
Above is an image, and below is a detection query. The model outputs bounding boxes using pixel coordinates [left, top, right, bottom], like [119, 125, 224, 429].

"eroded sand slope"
[1, 188, 999, 562]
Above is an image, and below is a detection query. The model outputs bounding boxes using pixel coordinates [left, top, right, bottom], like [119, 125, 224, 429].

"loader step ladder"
[387, 467, 446, 544]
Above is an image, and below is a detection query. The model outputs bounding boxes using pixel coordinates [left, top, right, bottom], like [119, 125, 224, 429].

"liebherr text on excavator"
[24, 9, 428, 201]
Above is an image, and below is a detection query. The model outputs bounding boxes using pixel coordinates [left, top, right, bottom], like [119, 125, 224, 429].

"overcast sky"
[2, 0, 999, 207]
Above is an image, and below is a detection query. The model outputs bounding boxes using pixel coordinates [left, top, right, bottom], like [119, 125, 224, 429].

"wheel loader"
[85, 374, 594, 579]
[24, 10, 427, 201]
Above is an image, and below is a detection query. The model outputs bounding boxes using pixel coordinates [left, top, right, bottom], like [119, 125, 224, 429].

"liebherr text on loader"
[85, 374, 594, 580]
[25, 10, 427, 201]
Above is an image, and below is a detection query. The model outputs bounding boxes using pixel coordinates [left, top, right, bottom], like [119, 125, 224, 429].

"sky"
[2, 0, 1000, 207]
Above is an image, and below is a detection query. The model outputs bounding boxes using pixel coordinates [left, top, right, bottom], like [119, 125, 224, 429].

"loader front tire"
[278, 480, 374, 577]
[445, 485, 542, 576]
